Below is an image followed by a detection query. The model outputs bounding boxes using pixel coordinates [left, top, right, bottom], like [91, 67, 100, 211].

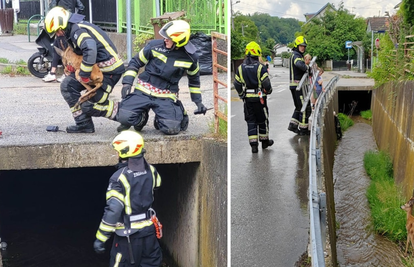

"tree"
[301, 6, 370, 63]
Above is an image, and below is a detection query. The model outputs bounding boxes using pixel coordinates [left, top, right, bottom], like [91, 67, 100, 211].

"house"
[304, 3, 337, 24]
[366, 17, 388, 33]
[273, 44, 290, 55]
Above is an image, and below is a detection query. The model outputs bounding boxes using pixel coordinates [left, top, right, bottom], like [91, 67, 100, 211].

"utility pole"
[231, 0, 240, 30]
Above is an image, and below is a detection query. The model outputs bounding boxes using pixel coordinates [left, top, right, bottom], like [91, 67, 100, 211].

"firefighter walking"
[234, 41, 273, 153]
[287, 36, 311, 135]
[44, 7, 125, 133]
[93, 130, 163, 266]
[117, 20, 207, 135]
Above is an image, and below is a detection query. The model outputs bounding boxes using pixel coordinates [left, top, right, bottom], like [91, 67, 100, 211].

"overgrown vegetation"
[364, 150, 407, 242]
[208, 104, 227, 140]
[0, 58, 31, 76]
[360, 110, 372, 120]
[301, 4, 370, 66]
[337, 113, 354, 132]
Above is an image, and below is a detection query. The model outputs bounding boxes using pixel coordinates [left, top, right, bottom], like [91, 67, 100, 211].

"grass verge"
[208, 104, 227, 141]
[360, 110, 372, 121]
[337, 113, 354, 132]
[364, 150, 406, 242]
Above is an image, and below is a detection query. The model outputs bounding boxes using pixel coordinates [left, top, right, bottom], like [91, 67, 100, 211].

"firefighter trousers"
[243, 98, 269, 146]
[117, 90, 185, 135]
[289, 86, 311, 132]
[60, 73, 122, 122]
[110, 232, 162, 267]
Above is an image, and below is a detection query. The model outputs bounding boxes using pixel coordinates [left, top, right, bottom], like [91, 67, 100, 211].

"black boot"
[251, 143, 259, 153]
[66, 119, 95, 133]
[133, 110, 149, 132]
[288, 123, 299, 134]
[262, 139, 274, 149]
[117, 124, 130, 132]
[298, 128, 310, 136]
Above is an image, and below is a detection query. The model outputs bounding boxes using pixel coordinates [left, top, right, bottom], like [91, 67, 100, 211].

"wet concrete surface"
[231, 66, 309, 266]
[334, 122, 404, 266]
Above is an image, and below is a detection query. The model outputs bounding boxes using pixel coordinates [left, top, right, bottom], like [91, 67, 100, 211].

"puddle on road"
[333, 123, 404, 266]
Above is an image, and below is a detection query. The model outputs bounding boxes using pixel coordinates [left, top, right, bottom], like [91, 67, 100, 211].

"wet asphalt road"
[231, 66, 310, 266]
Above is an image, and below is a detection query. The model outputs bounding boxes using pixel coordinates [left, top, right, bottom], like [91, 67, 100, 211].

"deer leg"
[406, 234, 410, 256]
[74, 83, 103, 109]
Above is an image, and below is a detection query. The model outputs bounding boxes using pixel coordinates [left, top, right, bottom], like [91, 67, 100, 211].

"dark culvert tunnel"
[0, 163, 199, 267]
[338, 90, 372, 115]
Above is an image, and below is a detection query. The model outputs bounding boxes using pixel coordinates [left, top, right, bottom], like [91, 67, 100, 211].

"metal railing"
[211, 32, 228, 133]
[27, 14, 44, 42]
[298, 57, 320, 113]
[308, 75, 339, 266]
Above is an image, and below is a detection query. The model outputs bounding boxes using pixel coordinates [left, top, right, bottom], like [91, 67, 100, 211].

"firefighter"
[44, 7, 125, 133]
[93, 130, 163, 267]
[234, 41, 273, 153]
[117, 20, 207, 135]
[287, 36, 311, 135]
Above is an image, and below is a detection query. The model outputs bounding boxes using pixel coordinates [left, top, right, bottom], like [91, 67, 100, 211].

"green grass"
[360, 110, 372, 120]
[337, 113, 354, 132]
[208, 104, 227, 140]
[364, 150, 407, 242]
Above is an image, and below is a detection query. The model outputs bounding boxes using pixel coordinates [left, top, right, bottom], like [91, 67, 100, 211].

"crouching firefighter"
[94, 130, 163, 267]
[234, 41, 274, 153]
[44, 7, 125, 133]
[116, 20, 207, 135]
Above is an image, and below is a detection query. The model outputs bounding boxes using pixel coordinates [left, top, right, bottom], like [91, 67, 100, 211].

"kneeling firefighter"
[44, 7, 125, 133]
[116, 20, 207, 135]
[94, 130, 163, 266]
[234, 41, 274, 153]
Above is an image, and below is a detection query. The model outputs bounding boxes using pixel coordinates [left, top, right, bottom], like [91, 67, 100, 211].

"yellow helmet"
[159, 20, 191, 47]
[245, 41, 262, 57]
[44, 7, 71, 35]
[112, 130, 145, 158]
[294, 36, 307, 48]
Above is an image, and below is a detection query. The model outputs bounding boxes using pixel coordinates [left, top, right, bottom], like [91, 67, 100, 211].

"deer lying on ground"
[54, 45, 103, 109]
[401, 191, 414, 257]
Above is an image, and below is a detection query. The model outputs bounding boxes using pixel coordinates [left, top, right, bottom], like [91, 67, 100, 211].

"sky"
[232, 0, 402, 22]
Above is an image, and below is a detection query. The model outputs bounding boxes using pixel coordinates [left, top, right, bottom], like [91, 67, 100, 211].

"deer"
[401, 190, 414, 257]
[54, 45, 103, 109]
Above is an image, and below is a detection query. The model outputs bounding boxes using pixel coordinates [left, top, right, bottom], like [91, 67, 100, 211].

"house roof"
[303, 3, 337, 23]
[366, 17, 388, 32]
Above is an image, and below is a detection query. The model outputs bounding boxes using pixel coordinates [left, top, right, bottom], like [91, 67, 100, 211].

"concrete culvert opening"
[0, 163, 200, 267]
[338, 90, 372, 115]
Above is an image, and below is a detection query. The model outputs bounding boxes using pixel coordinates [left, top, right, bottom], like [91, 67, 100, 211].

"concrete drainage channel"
[0, 140, 227, 267]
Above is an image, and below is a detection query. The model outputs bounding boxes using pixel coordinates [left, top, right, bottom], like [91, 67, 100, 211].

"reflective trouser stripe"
[113, 253, 122, 267]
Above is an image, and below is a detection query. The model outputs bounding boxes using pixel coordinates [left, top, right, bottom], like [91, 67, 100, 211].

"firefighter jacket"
[122, 39, 202, 104]
[289, 48, 308, 86]
[96, 157, 162, 242]
[233, 56, 272, 101]
[65, 18, 125, 78]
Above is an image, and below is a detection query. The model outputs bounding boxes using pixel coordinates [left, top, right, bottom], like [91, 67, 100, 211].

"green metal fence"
[117, 0, 227, 35]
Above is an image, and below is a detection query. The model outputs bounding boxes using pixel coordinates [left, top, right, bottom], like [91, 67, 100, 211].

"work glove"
[121, 84, 133, 99]
[93, 239, 105, 254]
[65, 64, 76, 73]
[194, 102, 207, 115]
[80, 76, 91, 84]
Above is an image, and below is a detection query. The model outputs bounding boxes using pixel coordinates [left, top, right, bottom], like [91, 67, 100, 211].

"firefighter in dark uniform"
[117, 20, 207, 135]
[234, 41, 273, 153]
[287, 36, 311, 135]
[44, 7, 125, 133]
[93, 130, 163, 267]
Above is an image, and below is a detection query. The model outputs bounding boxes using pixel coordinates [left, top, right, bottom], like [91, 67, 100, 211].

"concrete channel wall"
[320, 91, 340, 266]
[371, 81, 414, 198]
[153, 139, 227, 267]
[0, 138, 227, 267]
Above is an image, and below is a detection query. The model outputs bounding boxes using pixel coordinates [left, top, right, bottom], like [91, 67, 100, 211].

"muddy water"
[333, 123, 404, 266]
